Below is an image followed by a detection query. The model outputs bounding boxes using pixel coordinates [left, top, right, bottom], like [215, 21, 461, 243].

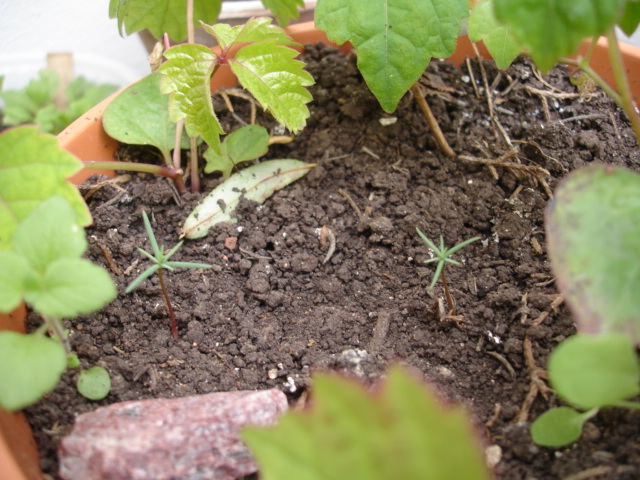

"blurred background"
[0, 0, 638, 91]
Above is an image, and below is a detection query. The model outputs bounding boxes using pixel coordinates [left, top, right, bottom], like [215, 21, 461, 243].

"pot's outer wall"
[3, 21, 640, 480]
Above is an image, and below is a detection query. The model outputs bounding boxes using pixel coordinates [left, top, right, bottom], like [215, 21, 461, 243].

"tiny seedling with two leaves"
[416, 228, 480, 315]
[126, 210, 212, 339]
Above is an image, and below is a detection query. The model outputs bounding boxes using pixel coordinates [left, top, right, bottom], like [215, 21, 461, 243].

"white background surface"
[1, 0, 639, 91]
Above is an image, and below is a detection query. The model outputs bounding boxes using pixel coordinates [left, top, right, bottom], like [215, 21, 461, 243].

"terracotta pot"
[2, 20, 640, 480]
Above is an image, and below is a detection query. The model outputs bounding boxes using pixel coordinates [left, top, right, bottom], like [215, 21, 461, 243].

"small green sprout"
[126, 210, 212, 339]
[416, 228, 480, 315]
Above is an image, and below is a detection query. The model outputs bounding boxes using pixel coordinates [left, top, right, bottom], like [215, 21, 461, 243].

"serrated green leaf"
[204, 124, 270, 178]
[231, 40, 313, 132]
[77, 366, 111, 401]
[0, 251, 29, 313]
[109, 0, 222, 42]
[243, 366, 490, 480]
[548, 334, 639, 410]
[261, 0, 305, 26]
[531, 407, 596, 447]
[12, 196, 86, 274]
[546, 165, 640, 341]
[159, 44, 224, 153]
[619, 0, 640, 36]
[0, 126, 91, 250]
[315, 0, 468, 112]
[104, 73, 185, 164]
[468, 0, 522, 70]
[24, 258, 116, 319]
[202, 17, 298, 49]
[182, 159, 314, 238]
[494, 0, 626, 72]
[0, 331, 67, 411]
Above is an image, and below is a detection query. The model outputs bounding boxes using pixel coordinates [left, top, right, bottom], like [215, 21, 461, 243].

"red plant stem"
[83, 161, 188, 194]
[186, 0, 194, 45]
[157, 268, 179, 340]
[441, 268, 456, 315]
[410, 83, 456, 158]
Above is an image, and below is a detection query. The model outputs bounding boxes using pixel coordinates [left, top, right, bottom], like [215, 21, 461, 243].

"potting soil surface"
[27, 43, 640, 479]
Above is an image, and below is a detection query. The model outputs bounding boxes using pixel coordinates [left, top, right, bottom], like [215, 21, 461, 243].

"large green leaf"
[0, 252, 29, 313]
[243, 366, 490, 480]
[546, 165, 640, 341]
[619, 0, 640, 36]
[261, 0, 305, 26]
[159, 44, 224, 154]
[468, 0, 522, 70]
[494, 0, 627, 72]
[0, 126, 91, 250]
[109, 0, 222, 42]
[0, 331, 67, 411]
[182, 159, 314, 239]
[547, 334, 640, 410]
[103, 73, 186, 164]
[315, 0, 468, 112]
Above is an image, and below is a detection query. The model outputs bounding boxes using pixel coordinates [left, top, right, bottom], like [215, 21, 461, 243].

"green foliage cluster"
[532, 165, 640, 447]
[243, 366, 491, 480]
[0, 69, 116, 134]
[0, 127, 116, 411]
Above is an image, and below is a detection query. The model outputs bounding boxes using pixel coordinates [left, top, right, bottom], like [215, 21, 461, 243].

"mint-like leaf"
[0, 126, 91, 250]
[0, 331, 67, 411]
[315, 0, 468, 112]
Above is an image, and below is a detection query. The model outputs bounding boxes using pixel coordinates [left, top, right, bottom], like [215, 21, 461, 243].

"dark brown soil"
[27, 43, 640, 479]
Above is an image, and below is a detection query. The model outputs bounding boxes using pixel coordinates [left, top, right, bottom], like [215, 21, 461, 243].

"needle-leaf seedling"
[126, 210, 212, 339]
[416, 228, 480, 315]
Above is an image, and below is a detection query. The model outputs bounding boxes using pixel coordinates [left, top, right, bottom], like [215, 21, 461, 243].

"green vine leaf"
[243, 366, 490, 480]
[109, 0, 222, 42]
[494, 0, 627, 72]
[159, 44, 224, 154]
[182, 159, 314, 239]
[468, 0, 522, 70]
[315, 0, 468, 112]
[261, 0, 305, 26]
[77, 366, 111, 401]
[204, 18, 313, 132]
[531, 407, 598, 447]
[0, 126, 91, 250]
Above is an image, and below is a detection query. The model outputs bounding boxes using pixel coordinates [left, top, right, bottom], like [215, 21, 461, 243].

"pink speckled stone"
[58, 389, 287, 480]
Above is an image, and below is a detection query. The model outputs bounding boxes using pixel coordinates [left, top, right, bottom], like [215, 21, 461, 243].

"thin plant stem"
[410, 83, 456, 158]
[186, 0, 195, 45]
[605, 28, 640, 143]
[190, 136, 200, 193]
[440, 268, 456, 315]
[173, 119, 185, 170]
[42, 315, 71, 355]
[83, 161, 182, 179]
[612, 400, 640, 410]
[157, 268, 178, 340]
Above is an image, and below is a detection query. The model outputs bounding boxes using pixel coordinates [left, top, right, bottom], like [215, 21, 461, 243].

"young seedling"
[126, 210, 212, 339]
[416, 228, 480, 315]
